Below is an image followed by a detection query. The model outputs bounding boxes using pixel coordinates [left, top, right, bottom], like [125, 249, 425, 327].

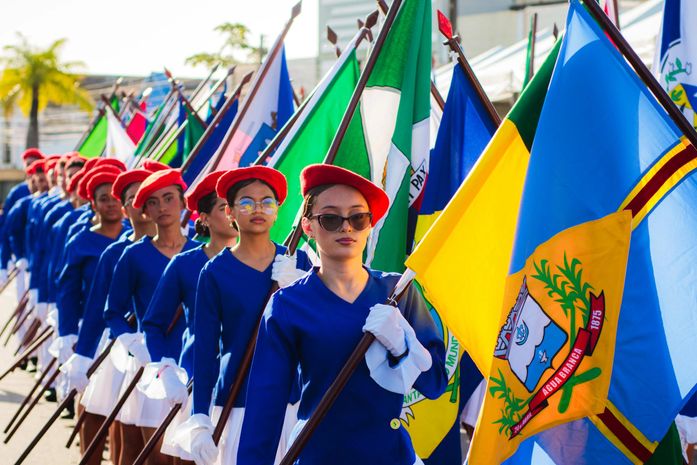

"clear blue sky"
[0, 0, 319, 78]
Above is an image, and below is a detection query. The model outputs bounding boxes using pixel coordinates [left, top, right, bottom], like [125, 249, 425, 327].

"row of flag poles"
[61, 0, 697, 463]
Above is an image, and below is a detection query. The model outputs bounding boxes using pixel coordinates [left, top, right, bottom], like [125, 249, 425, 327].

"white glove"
[0, 269, 7, 287]
[159, 364, 189, 407]
[15, 258, 28, 271]
[271, 254, 306, 288]
[48, 334, 78, 364]
[189, 414, 218, 465]
[115, 333, 151, 367]
[7, 259, 15, 274]
[362, 304, 407, 357]
[364, 306, 433, 394]
[138, 357, 189, 407]
[60, 353, 92, 393]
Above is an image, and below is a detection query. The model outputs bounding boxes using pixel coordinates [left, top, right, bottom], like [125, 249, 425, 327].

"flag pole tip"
[365, 10, 379, 29]
[291, 1, 302, 18]
[377, 0, 388, 14]
[327, 26, 338, 44]
[437, 10, 453, 40]
[226, 65, 236, 76]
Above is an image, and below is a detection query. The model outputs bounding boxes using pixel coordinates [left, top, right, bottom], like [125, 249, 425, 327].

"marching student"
[236, 164, 448, 465]
[140, 170, 238, 461]
[0, 148, 45, 294]
[104, 168, 198, 465]
[175, 166, 311, 465]
[62, 168, 157, 465]
[49, 166, 126, 464]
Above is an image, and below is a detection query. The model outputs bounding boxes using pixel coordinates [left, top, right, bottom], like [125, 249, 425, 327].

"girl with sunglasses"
[175, 166, 311, 465]
[236, 164, 447, 465]
[105, 169, 199, 465]
[140, 171, 238, 462]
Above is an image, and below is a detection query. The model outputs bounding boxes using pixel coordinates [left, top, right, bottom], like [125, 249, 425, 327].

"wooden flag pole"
[3, 296, 32, 346]
[581, 0, 697, 147]
[78, 308, 184, 465]
[210, 0, 402, 454]
[206, 2, 303, 172]
[526, 13, 539, 86]
[3, 357, 57, 434]
[0, 268, 18, 295]
[0, 326, 53, 382]
[437, 10, 501, 126]
[327, 26, 341, 58]
[180, 71, 254, 173]
[144, 67, 235, 163]
[131, 379, 193, 465]
[11, 336, 118, 464]
[0, 289, 28, 340]
[252, 13, 378, 169]
[279, 272, 415, 465]
[4, 366, 62, 442]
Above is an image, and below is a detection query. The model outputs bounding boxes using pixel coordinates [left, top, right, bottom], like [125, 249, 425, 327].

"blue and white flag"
[654, 0, 697, 129]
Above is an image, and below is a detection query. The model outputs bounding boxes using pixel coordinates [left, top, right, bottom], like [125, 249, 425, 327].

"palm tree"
[186, 22, 268, 69]
[0, 85, 19, 164]
[0, 34, 93, 149]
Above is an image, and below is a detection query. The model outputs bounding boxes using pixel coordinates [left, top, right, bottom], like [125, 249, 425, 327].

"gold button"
[390, 418, 400, 430]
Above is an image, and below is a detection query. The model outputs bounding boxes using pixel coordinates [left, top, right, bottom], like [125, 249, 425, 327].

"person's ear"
[301, 216, 314, 239]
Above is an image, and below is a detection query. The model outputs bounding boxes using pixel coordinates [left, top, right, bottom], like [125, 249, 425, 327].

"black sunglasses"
[309, 212, 373, 232]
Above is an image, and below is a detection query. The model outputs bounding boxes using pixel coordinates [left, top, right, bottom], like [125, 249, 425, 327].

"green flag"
[267, 32, 370, 244]
[338, 0, 432, 272]
[79, 96, 119, 158]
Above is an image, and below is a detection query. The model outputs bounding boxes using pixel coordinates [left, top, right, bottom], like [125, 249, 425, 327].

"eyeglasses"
[309, 212, 372, 232]
[234, 197, 278, 215]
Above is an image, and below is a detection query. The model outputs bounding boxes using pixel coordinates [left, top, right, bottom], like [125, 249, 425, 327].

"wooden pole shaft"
[4, 366, 61, 443]
[0, 289, 28, 340]
[4, 357, 57, 434]
[0, 326, 53, 382]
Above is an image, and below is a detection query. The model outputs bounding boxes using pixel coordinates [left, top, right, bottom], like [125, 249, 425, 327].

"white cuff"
[170, 413, 214, 456]
[137, 357, 188, 400]
[59, 353, 93, 375]
[364, 317, 432, 394]
[48, 334, 78, 363]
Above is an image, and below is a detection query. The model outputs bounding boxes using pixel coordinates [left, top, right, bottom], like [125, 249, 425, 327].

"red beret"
[300, 164, 389, 226]
[112, 169, 152, 201]
[216, 166, 287, 205]
[186, 171, 225, 213]
[133, 169, 186, 209]
[86, 169, 120, 201]
[22, 148, 45, 161]
[96, 158, 127, 172]
[45, 156, 61, 173]
[142, 160, 169, 172]
[78, 166, 121, 200]
[67, 169, 85, 193]
[26, 159, 46, 176]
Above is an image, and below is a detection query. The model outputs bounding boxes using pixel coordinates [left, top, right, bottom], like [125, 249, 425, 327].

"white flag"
[106, 109, 136, 166]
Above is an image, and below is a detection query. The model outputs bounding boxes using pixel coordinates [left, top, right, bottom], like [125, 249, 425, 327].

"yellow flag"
[469, 212, 632, 464]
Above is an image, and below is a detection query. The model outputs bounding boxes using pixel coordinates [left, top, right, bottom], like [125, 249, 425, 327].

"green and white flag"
[345, 0, 432, 273]
[267, 31, 371, 243]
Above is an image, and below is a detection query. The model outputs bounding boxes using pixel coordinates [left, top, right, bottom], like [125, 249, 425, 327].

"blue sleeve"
[7, 203, 27, 260]
[295, 249, 312, 271]
[47, 218, 69, 302]
[192, 267, 223, 414]
[142, 261, 184, 363]
[56, 241, 85, 336]
[75, 250, 113, 358]
[104, 250, 136, 338]
[401, 285, 448, 399]
[0, 211, 13, 268]
[237, 296, 297, 465]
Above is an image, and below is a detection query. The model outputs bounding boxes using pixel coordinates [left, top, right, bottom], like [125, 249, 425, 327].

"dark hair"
[119, 182, 138, 205]
[197, 191, 218, 215]
[66, 160, 85, 171]
[302, 184, 334, 219]
[194, 217, 210, 237]
[224, 179, 278, 207]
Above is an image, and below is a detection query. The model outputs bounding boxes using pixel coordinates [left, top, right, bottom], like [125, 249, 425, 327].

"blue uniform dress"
[142, 245, 209, 376]
[6, 196, 33, 262]
[192, 244, 311, 416]
[236, 269, 448, 465]
[74, 235, 133, 359]
[56, 228, 123, 337]
[24, 192, 48, 268]
[0, 182, 30, 268]
[36, 199, 73, 303]
[105, 236, 198, 339]
[46, 206, 85, 303]
[28, 193, 63, 295]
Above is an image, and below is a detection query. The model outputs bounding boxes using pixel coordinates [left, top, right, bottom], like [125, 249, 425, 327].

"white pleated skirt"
[81, 335, 126, 417]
